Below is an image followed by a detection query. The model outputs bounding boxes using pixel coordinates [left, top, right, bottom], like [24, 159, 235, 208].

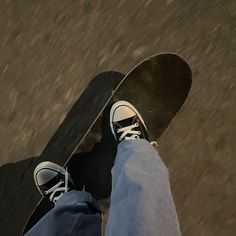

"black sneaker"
[110, 101, 149, 143]
[34, 161, 75, 203]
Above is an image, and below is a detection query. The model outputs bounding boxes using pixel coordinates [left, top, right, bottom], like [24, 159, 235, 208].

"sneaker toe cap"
[34, 169, 58, 186]
[113, 106, 135, 122]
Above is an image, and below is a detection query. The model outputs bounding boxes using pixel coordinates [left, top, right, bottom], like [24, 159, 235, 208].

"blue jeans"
[25, 140, 181, 236]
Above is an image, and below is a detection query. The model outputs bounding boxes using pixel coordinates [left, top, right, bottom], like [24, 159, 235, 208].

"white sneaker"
[110, 101, 149, 143]
[34, 161, 75, 203]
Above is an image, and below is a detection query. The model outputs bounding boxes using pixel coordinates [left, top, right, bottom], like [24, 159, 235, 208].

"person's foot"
[34, 161, 75, 203]
[110, 100, 149, 143]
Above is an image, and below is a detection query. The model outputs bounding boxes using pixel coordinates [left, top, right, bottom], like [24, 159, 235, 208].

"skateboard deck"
[22, 53, 192, 235]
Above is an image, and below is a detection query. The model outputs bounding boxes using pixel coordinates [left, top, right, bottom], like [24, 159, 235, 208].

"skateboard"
[22, 71, 124, 234]
[22, 53, 192, 235]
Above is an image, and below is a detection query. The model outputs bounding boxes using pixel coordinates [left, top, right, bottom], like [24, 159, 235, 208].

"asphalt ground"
[0, 1, 235, 235]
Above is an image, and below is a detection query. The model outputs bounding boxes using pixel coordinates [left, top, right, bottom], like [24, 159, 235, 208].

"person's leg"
[106, 139, 181, 236]
[106, 101, 181, 236]
[25, 162, 102, 236]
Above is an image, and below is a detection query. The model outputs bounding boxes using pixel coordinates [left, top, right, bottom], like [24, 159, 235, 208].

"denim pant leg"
[105, 139, 181, 236]
[25, 190, 102, 236]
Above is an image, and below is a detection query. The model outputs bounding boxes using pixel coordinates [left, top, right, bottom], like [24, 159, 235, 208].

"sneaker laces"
[117, 122, 141, 141]
[150, 141, 158, 147]
[116, 121, 158, 147]
[44, 169, 69, 203]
